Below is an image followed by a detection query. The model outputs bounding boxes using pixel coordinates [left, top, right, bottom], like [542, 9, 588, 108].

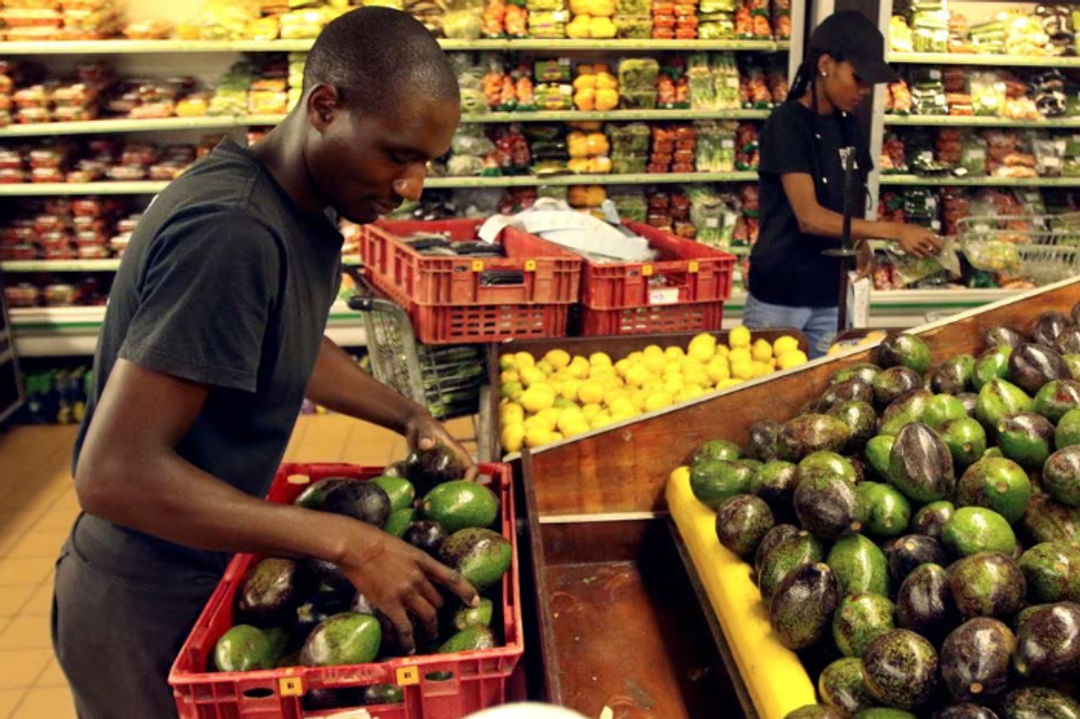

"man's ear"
[306, 84, 342, 132]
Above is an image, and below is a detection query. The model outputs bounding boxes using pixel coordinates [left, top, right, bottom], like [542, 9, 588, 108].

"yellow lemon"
[577, 379, 604, 405]
[731, 359, 754, 381]
[608, 396, 635, 417]
[556, 407, 587, 436]
[499, 354, 517, 371]
[707, 357, 731, 384]
[670, 465, 690, 485]
[752, 361, 771, 378]
[684, 365, 710, 388]
[500, 403, 525, 426]
[778, 350, 809, 370]
[544, 348, 571, 369]
[524, 413, 556, 433]
[515, 351, 536, 369]
[630, 391, 648, 412]
[642, 352, 666, 374]
[590, 413, 615, 430]
[729, 325, 751, 349]
[525, 428, 555, 448]
[716, 378, 743, 390]
[644, 391, 673, 413]
[614, 358, 632, 378]
[625, 365, 650, 388]
[519, 366, 546, 387]
[664, 376, 684, 395]
[553, 397, 576, 410]
[715, 344, 730, 358]
[687, 332, 717, 362]
[560, 378, 582, 401]
[581, 403, 603, 420]
[664, 346, 685, 361]
[536, 359, 554, 375]
[550, 431, 564, 441]
[538, 407, 561, 423]
[589, 351, 613, 368]
[561, 417, 591, 437]
[643, 344, 664, 360]
[675, 386, 697, 403]
[751, 338, 773, 362]
[627, 351, 644, 363]
[729, 347, 752, 366]
[520, 384, 555, 413]
[500, 381, 524, 399]
[773, 335, 800, 357]
[568, 356, 591, 379]
[500, 370, 520, 384]
[501, 424, 525, 453]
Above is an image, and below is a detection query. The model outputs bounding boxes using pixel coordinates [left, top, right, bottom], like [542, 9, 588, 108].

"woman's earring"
[821, 71, 828, 77]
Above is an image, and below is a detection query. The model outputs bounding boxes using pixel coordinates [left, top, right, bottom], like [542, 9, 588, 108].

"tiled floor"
[0, 413, 477, 719]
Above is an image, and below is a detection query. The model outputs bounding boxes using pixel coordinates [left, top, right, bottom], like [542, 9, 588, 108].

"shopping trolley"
[958, 212, 1080, 285]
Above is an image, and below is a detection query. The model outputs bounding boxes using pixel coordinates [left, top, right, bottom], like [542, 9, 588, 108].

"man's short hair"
[303, 7, 459, 114]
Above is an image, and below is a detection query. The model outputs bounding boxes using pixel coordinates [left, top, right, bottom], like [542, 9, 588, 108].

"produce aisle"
[0, 413, 476, 719]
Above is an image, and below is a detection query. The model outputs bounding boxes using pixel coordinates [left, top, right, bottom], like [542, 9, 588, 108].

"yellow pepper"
[594, 87, 619, 111]
[589, 16, 616, 38]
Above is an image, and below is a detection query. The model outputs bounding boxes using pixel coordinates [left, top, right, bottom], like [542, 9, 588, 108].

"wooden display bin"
[516, 278, 1080, 719]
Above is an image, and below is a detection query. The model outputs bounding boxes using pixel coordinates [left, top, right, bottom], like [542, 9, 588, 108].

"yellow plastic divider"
[666, 467, 816, 719]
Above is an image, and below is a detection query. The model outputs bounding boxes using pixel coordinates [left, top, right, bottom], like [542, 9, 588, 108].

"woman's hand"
[338, 521, 479, 654]
[896, 224, 944, 258]
[404, 412, 478, 481]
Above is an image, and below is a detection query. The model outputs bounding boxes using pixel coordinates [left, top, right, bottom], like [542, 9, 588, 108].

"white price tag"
[649, 287, 680, 305]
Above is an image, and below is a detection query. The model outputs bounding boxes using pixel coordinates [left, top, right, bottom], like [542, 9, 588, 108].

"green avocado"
[857, 481, 911, 538]
[830, 401, 878, 451]
[758, 530, 827, 600]
[942, 507, 1018, 557]
[872, 367, 924, 410]
[975, 379, 1034, 434]
[438, 528, 512, 592]
[785, 706, 845, 719]
[997, 412, 1056, 471]
[879, 389, 933, 437]
[1001, 686, 1080, 719]
[955, 457, 1032, 525]
[299, 612, 382, 667]
[1018, 542, 1080, 603]
[370, 476, 416, 513]
[974, 346, 1013, 390]
[912, 500, 955, 540]
[888, 422, 956, 503]
[865, 435, 896, 479]
[690, 438, 742, 464]
[932, 354, 976, 395]
[949, 552, 1026, 621]
[451, 598, 494, 631]
[793, 473, 863, 539]
[1034, 379, 1080, 424]
[1043, 445, 1080, 507]
[860, 629, 938, 710]
[1021, 493, 1080, 545]
[940, 617, 1014, 702]
[818, 657, 874, 716]
[690, 458, 753, 509]
[777, 414, 852, 462]
[438, 626, 496, 653]
[797, 451, 857, 485]
[940, 417, 988, 470]
[421, 480, 499, 533]
[924, 394, 970, 431]
[714, 494, 775, 558]
[768, 562, 839, 650]
[213, 625, 279, 672]
[750, 460, 799, 509]
[827, 534, 890, 596]
[876, 333, 932, 374]
[383, 508, 416, 538]
[832, 592, 896, 658]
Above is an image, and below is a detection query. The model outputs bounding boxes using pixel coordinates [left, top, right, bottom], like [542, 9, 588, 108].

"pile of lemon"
[498, 327, 808, 453]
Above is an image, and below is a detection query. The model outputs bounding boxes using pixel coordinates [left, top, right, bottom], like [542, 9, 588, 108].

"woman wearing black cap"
[744, 10, 944, 357]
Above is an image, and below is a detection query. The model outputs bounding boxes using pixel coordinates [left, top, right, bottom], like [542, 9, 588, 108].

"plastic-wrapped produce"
[694, 120, 735, 172]
[959, 132, 987, 176]
[617, 58, 658, 109]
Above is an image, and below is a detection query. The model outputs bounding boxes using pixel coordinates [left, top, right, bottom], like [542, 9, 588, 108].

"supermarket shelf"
[0, 38, 789, 55]
[0, 172, 757, 195]
[888, 52, 1080, 68]
[879, 175, 1080, 187]
[468, 108, 772, 122]
[884, 115, 1080, 128]
[0, 256, 361, 272]
[0, 116, 259, 137]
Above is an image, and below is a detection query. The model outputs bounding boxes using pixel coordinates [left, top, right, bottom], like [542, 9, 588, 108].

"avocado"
[758, 530, 827, 600]
[1008, 343, 1069, 395]
[1044, 446, 1080, 507]
[933, 705, 1001, 719]
[886, 535, 947, 585]
[950, 552, 1026, 621]
[933, 354, 977, 395]
[213, 624, 279, 672]
[817, 379, 875, 414]
[832, 593, 896, 658]
[860, 629, 938, 710]
[293, 594, 344, 650]
[384, 508, 416, 538]
[1022, 493, 1080, 545]
[853, 711, 917, 719]
[421, 480, 498, 533]
[382, 461, 408, 478]
[750, 460, 799, 511]
[897, 563, 957, 641]
[778, 414, 852, 462]
[1057, 407, 1080, 449]
[958, 392, 979, 416]
[865, 435, 896, 479]
[299, 612, 381, 667]
[302, 688, 362, 711]
[857, 482, 911, 538]
[818, 657, 874, 716]
[714, 494, 775, 558]
[977, 380, 1036, 440]
[363, 684, 405, 705]
[925, 394, 971, 431]
[941, 417, 989, 470]
[437, 625, 496, 653]
[943, 507, 1018, 557]
[889, 422, 956, 503]
[1015, 603, 1053, 630]
[794, 473, 864, 539]
[439, 527, 512, 592]
[913, 500, 956, 540]
[690, 458, 754, 509]
[830, 401, 879, 452]
[690, 438, 743, 464]
[798, 451, 858, 485]
[1013, 601, 1080, 683]
[983, 447, 1004, 459]
[370, 476, 416, 513]
[1066, 354, 1080, 382]
[451, 597, 494, 631]
[955, 457, 1033, 525]
[1001, 686, 1080, 719]
[297, 478, 392, 528]
[832, 363, 883, 387]
[875, 333, 932, 374]
[940, 617, 1015, 701]
[879, 389, 933, 436]
[1034, 379, 1080, 424]
[236, 557, 313, 628]
[403, 443, 466, 495]
[873, 366, 923, 409]
[403, 519, 448, 556]
[747, 420, 783, 461]
[827, 534, 890, 596]
[984, 325, 1028, 350]
[974, 346, 1013, 391]
[1018, 542, 1080, 602]
[785, 705, 845, 719]
[768, 562, 839, 650]
[754, 523, 801, 578]
[1032, 310, 1074, 348]
[997, 412, 1056, 471]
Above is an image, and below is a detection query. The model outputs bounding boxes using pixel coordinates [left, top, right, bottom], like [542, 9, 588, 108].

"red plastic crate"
[580, 222, 736, 310]
[576, 301, 726, 336]
[170, 462, 522, 719]
[361, 219, 582, 306]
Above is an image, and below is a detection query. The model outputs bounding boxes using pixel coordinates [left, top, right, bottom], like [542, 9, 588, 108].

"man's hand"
[338, 522, 479, 654]
[404, 412, 478, 481]
[896, 224, 944, 259]
[855, 239, 875, 279]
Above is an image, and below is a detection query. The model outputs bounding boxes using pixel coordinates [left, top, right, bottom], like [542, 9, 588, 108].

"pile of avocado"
[689, 302, 1080, 719]
[210, 444, 512, 711]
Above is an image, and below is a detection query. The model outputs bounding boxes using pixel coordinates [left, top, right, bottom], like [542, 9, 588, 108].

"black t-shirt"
[749, 101, 873, 307]
[71, 139, 343, 586]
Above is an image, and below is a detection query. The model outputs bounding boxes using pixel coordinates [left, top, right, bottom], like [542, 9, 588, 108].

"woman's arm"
[781, 173, 943, 258]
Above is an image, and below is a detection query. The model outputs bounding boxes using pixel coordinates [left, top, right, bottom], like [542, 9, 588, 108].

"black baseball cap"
[810, 10, 899, 85]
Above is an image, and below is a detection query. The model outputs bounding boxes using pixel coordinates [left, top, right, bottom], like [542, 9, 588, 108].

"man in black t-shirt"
[53, 10, 480, 718]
